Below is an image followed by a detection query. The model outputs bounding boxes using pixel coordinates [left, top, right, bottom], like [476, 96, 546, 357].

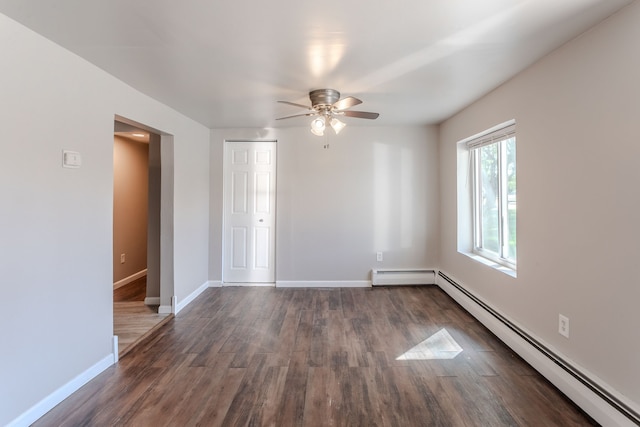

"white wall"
[173, 133, 210, 300]
[0, 13, 209, 426]
[209, 126, 440, 283]
[439, 1, 640, 411]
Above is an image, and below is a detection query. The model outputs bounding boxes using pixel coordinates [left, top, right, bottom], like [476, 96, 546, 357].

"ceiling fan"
[277, 89, 379, 136]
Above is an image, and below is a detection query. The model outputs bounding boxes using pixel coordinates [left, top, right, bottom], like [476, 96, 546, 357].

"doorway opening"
[113, 117, 174, 358]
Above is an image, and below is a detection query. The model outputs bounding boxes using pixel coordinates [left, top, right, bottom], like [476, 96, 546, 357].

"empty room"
[1, 1, 639, 426]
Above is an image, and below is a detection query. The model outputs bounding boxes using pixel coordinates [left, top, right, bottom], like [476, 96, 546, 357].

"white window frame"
[467, 121, 516, 270]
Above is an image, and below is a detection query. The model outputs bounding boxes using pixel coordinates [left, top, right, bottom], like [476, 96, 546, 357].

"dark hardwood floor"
[114, 276, 147, 302]
[37, 286, 597, 426]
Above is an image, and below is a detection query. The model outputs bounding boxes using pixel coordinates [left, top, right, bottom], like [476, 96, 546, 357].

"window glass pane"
[480, 144, 499, 254]
[465, 122, 517, 270]
[505, 137, 517, 261]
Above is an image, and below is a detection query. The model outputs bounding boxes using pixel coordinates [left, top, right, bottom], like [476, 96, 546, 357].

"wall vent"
[371, 268, 436, 286]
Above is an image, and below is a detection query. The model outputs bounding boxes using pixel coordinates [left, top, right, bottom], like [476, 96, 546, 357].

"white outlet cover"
[558, 314, 570, 338]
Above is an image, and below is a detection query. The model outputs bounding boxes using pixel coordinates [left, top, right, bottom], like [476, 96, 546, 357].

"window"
[468, 122, 516, 269]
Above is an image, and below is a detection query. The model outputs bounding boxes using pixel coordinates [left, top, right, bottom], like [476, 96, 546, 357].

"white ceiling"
[0, 0, 633, 128]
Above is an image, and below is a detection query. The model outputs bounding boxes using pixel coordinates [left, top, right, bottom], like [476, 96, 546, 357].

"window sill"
[460, 252, 517, 278]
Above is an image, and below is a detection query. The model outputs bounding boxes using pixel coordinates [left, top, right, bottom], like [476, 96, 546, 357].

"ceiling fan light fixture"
[310, 116, 325, 136]
[330, 118, 346, 134]
[278, 89, 378, 137]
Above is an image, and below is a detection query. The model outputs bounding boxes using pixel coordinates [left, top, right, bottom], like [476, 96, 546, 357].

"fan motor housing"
[309, 89, 340, 108]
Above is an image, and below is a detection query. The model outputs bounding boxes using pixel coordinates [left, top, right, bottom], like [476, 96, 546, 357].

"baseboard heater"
[371, 268, 436, 286]
[437, 271, 640, 426]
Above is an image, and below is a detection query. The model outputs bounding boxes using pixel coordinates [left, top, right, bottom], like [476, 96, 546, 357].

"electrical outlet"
[558, 314, 569, 338]
[376, 252, 383, 262]
[120, 253, 126, 264]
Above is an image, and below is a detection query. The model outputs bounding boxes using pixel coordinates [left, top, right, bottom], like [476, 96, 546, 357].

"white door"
[223, 141, 276, 283]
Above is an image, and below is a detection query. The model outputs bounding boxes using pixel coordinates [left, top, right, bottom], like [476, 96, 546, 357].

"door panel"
[231, 227, 248, 269]
[254, 227, 270, 269]
[233, 148, 249, 165]
[231, 171, 248, 214]
[255, 148, 271, 165]
[224, 141, 276, 283]
[254, 172, 270, 213]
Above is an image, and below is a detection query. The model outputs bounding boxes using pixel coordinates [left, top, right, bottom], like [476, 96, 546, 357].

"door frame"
[222, 139, 277, 285]
[114, 115, 175, 312]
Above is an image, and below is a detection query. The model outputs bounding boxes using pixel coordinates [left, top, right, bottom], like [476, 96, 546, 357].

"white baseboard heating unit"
[371, 268, 437, 286]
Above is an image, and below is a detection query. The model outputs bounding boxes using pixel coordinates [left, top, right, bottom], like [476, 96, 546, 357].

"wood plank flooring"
[114, 276, 148, 302]
[38, 286, 598, 426]
[113, 277, 171, 357]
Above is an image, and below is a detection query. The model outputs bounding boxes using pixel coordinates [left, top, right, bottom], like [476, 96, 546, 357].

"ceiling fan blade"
[332, 96, 362, 110]
[275, 112, 317, 120]
[277, 100, 312, 110]
[342, 110, 380, 119]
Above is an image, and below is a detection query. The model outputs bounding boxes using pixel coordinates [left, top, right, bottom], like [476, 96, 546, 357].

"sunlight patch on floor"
[396, 328, 463, 360]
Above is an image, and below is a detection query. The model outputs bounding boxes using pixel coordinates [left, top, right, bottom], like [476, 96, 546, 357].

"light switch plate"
[62, 150, 82, 168]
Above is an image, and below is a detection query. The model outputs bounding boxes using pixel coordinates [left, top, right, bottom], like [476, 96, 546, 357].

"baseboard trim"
[8, 354, 114, 427]
[158, 296, 175, 315]
[223, 282, 275, 287]
[112, 336, 119, 364]
[113, 269, 147, 290]
[436, 270, 640, 427]
[175, 281, 210, 314]
[158, 306, 172, 314]
[208, 280, 223, 288]
[144, 297, 160, 305]
[275, 280, 371, 288]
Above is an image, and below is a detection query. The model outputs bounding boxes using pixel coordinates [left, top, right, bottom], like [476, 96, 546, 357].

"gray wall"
[439, 1, 640, 408]
[146, 133, 161, 299]
[209, 126, 440, 283]
[0, 13, 210, 425]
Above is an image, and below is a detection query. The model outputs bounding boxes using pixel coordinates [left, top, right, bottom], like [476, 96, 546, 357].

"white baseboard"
[158, 295, 177, 315]
[223, 282, 275, 287]
[158, 306, 172, 314]
[144, 297, 160, 305]
[8, 354, 114, 427]
[208, 280, 223, 288]
[113, 269, 147, 290]
[436, 270, 639, 427]
[275, 280, 371, 288]
[175, 281, 210, 314]
[112, 336, 119, 364]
